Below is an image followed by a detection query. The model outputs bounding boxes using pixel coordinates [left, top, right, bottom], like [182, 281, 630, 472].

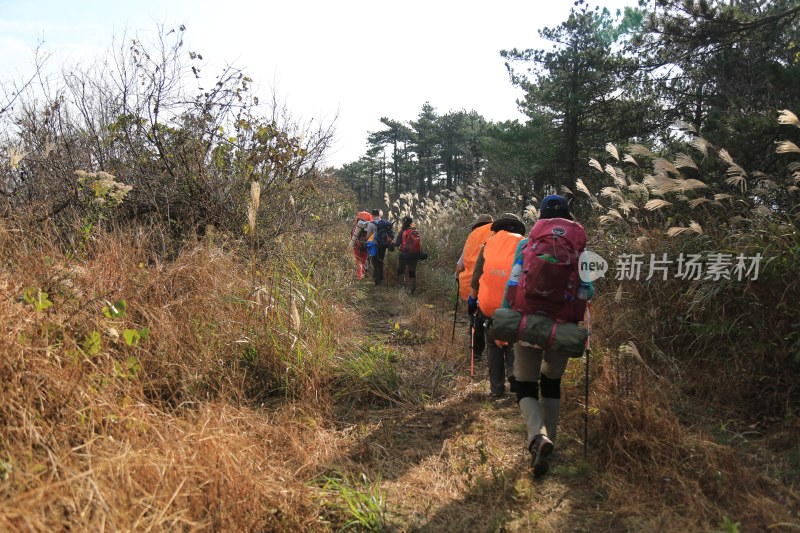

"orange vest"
[477, 231, 523, 318]
[459, 224, 493, 300]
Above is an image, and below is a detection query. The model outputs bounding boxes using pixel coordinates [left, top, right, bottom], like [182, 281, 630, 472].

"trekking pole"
[445, 277, 459, 359]
[450, 277, 459, 343]
[583, 303, 592, 461]
[469, 314, 475, 378]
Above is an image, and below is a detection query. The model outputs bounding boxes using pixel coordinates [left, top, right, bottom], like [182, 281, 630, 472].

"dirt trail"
[344, 281, 602, 532]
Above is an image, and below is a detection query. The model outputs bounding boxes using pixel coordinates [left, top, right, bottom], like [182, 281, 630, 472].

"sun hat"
[490, 212, 525, 235]
[471, 214, 493, 230]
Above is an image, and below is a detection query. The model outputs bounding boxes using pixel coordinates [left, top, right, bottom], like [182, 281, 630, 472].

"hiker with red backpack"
[470, 213, 526, 398]
[501, 195, 593, 477]
[396, 215, 425, 294]
[366, 209, 395, 286]
[349, 210, 373, 280]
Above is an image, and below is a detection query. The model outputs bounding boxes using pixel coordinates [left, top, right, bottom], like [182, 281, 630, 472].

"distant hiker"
[470, 213, 525, 397]
[502, 195, 592, 477]
[456, 214, 494, 363]
[397, 215, 423, 294]
[366, 209, 395, 286]
[349, 210, 373, 280]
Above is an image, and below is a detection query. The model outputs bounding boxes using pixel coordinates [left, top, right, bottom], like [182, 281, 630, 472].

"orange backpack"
[477, 231, 524, 318]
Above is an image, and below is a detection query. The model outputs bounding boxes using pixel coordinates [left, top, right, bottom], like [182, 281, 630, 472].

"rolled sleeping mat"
[490, 307, 588, 358]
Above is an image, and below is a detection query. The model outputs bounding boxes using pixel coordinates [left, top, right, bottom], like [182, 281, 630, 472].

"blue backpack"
[374, 219, 395, 248]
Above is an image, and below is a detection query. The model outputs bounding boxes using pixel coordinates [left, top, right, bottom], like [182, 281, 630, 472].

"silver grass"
[588, 158, 603, 172]
[617, 200, 637, 215]
[605, 142, 620, 161]
[775, 141, 800, 155]
[679, 179, 709, 192]
[600, 187, 623, 202]
[644, 199, 672, 211]
[688, 197, 710, 208]
[622, 154, 638, 166]
[627, 182, 650, 196]
[628, 144, 653, 158]
[620, 341, 644, 362]
[674, 153, 698, 170]
[575, 178, 592, 196]
[725, 173, 747, 192]
[654, 158, 680, 176]
[689, 136, 711, 156]
[718, 149, 734, 165]
[666, 226, 692, 237]
[778, 109, 800, 128]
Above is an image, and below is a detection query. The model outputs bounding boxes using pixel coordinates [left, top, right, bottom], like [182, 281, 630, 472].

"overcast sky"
[0, 0, 637, 167]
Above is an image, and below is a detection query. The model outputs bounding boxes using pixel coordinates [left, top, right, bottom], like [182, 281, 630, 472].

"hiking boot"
[529, 434, 554, 477]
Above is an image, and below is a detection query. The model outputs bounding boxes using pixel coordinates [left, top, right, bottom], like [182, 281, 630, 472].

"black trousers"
[485, 318, 515, 396]
[471, 310, 486, 357]
[373, 246, 387, 285]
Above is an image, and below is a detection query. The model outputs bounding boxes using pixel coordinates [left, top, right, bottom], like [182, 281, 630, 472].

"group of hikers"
[348, 208, 426, 293]
[348, 195, 592, 478]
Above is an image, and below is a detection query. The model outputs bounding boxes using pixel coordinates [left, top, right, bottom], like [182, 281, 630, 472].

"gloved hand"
[494, 340, 509, 348]
[467, 295, 478, 316]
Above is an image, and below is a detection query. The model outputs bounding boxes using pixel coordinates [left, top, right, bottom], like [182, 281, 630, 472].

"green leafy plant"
[114, 356, 142, 380]
[0, 459, 12, 480]
[81, 331, 102, 357]
[333, 342, 403, 406]
[123, 327, 149, 347]
[102, 299, 127, 319]
[709, 516, 741, 533]
[21, 287, 53, 312]
[317, 470, 387, 531]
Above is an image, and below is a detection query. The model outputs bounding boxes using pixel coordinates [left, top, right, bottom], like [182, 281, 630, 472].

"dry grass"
[586, 349, 795, 531]
[1, 200, 798, 532]
[0, 219, 359, 531]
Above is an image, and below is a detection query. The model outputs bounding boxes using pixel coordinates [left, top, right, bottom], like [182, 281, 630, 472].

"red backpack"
[510, 218, 587, 323]
[399, 227, 422, 257]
